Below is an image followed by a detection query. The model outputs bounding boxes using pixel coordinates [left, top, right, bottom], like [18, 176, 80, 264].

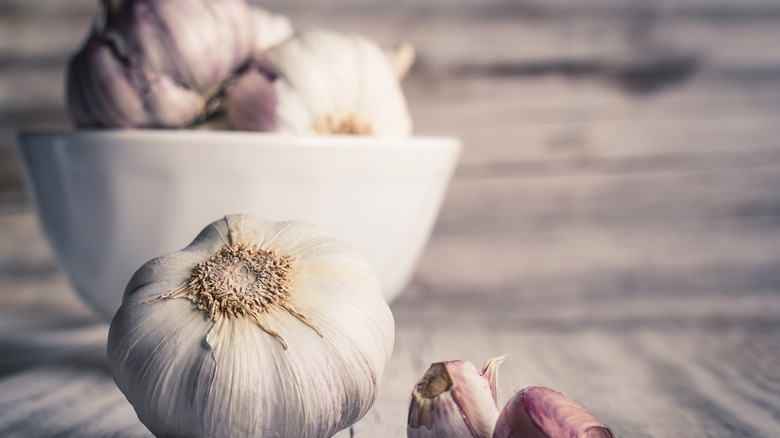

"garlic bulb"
[493, 387, 615, 438]
[407, 356, 506, 438]
[67, 0, 256, 128]
[224, 29, 413, 136]
[107, 214, 394, 437]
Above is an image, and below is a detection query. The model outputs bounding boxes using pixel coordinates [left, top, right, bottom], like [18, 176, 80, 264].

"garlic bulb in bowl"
[224, 29, 413, 136]
[67, 0, 256, 128]
[107, 214, 394, 437]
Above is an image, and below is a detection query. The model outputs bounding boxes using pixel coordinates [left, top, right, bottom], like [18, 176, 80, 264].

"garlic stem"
[417, 363, 453, 399]
[151, 242, 324, 349]
[389, 42, 415, 80]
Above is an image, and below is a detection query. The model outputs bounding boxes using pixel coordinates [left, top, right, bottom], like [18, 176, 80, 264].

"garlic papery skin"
[67, 0, 256, 128]
[224, 29, 413, 136]
[251, 6, 293, 54]
[107, 214, 394, 437]
[388, 41, 416, 81]
[407, 356, 507, 438]
[493, 387, 615, 438]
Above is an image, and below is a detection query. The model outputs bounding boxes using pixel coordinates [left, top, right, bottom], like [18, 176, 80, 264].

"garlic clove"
[224, 29, 413, 136]
[222, 65, 278, 132]
[66, 38, 153, 128]
[493, 386, 615, 438]
[408, 356, 507, 438]
[67, 0, 256, 128]
[108, 215, 394, 437]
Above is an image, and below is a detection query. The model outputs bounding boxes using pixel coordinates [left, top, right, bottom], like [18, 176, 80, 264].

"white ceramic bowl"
[17, 130, 460, 320]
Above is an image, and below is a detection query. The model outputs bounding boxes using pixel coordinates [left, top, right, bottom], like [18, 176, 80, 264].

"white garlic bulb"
[107, 214, 395, 437]
[224, 29, 413, 136]
[67, 0, 256, 128]
[407, 356, 506, 438]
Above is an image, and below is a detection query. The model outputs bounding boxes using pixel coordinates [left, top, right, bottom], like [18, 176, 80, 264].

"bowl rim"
[17, 129, 462, 150]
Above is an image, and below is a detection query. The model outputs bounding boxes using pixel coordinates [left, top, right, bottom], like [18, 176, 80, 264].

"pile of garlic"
[67, 0, 413, 135]
[407, 357, 616, 438]
[108, 215, 394, 437]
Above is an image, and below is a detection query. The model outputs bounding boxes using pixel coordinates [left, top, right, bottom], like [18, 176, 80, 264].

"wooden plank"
[3, 320, 777, 437]
[0, 347, 153, 438]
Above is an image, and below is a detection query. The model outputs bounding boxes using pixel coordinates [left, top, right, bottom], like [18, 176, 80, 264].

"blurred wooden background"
[1, 0, 780, 436]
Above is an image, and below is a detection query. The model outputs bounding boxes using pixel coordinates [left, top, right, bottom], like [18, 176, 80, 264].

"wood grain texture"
[1, 0, 780, 436]
[2, 319, 777, 437]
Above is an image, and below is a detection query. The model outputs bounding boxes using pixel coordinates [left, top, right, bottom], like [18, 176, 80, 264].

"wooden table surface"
[2, 1, 780, 436]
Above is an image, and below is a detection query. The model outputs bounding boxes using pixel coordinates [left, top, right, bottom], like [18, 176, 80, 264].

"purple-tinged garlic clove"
[222, 64, 278, 132]
[493, 386, 615, 438]
[67, 0, 255, 128]
[408, 356, 507, 438]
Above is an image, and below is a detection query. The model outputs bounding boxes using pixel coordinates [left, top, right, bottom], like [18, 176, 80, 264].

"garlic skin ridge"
[67, 0, 256, 128]
[224, 29, 413, 136]
[407, 356, 507, 438]
[107, 214, 395, 437]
